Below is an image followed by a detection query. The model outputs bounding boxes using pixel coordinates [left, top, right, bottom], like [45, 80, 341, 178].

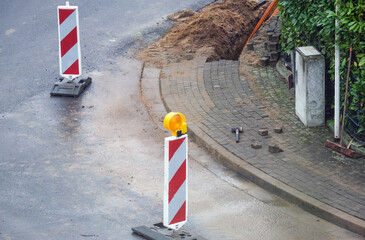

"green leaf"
[326, 10, 336, 17]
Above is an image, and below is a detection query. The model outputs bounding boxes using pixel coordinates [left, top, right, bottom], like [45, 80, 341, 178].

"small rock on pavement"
[274, 126, 283, 133]
[268, 144, 282, 153]
[251, 141, 262, 149]
[258, 128, 268, 136]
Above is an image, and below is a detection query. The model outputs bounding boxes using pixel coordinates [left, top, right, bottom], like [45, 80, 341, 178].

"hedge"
[278, 0, 365, 141]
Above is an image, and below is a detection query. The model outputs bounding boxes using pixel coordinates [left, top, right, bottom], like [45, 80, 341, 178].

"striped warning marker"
[164, 135, 188, 230]
[57, 2, 81, 79]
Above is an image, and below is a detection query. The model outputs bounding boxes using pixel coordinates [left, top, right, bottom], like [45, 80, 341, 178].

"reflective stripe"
[168, 181, 186, 224]
[61, 44, 79, 74]
[60, 27, 78, 57]
[169, 137, 186, 182]
[58, 4, 81, 78]
[164, 135, 188, 229]
[169, 160, 186, 202]
[59, 10, 77, 40]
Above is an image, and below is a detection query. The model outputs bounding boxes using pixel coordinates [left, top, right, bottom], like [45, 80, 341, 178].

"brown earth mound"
[138, 0, 269, 67]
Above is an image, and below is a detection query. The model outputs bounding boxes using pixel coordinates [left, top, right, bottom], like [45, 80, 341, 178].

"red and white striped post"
[57, 1, 81, 80]
[164, 134, 188, 230]
[51, 1, 91, 97]
[131, 113, 189, 237]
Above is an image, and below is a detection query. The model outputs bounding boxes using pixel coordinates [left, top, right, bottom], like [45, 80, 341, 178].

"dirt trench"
[138, 0, 269, 67]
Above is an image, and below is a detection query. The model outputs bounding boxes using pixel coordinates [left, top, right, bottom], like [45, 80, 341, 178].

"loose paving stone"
[258, 128, 269, 136]
[260, 57, 269, 66]
[251, 141, 262, 149]
[268, 42, 278, 51]
[268, 144, 282, 153]
[274, 126, 283, 133]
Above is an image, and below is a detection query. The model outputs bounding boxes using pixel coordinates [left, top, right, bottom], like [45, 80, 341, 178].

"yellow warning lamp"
[163, 112, 187, 137]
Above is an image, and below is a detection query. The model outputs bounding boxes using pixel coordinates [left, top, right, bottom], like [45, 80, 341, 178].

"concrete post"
[295, 46, 325, 127]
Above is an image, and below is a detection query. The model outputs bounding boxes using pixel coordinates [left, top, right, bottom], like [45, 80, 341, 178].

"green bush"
[278, 0, 365, 140]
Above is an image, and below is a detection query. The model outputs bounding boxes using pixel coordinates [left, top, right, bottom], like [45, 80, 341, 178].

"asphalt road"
[0, 56, 362, 239]
[0, 1, 364, 240]
[0, 0, 215, 113]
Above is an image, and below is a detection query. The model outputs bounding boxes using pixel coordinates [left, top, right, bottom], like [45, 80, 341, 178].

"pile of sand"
[138, 0, 268, 67]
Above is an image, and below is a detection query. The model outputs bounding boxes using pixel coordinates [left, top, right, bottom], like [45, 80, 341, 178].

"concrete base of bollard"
[50, 77, 92, 98]
[132, 223, 208, 240]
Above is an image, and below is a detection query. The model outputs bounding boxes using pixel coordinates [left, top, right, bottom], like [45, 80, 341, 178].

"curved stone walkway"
[159, 57, 365, 236]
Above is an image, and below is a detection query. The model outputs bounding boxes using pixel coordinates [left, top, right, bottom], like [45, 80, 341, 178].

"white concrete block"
[295, 46, 325, 127]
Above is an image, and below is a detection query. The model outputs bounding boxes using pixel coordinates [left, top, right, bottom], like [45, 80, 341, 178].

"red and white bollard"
[51, 1, 91, 97]
[58, 1, 81, 79]
[132, 113, 207, 239]
[163, 134, 188, 230]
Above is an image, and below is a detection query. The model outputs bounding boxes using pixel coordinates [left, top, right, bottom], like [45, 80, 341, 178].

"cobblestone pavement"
[159, 56, 365, 235]
[240, 62, 365, 213]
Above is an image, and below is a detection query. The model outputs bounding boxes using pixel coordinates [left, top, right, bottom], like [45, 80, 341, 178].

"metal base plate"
[50, 77, 92, 97]
[132, 223, 207, 240]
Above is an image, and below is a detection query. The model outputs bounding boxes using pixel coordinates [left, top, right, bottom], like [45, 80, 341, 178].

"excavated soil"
[138, 0, 269, 67]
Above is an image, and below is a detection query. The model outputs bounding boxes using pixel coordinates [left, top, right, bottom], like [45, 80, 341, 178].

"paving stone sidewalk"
[157, 56, 365, 236]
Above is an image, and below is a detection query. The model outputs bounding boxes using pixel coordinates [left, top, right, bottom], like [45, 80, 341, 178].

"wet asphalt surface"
[0, 1, 214, 239]
[0, 0, 216, 113]
[1, 1, 365, 240]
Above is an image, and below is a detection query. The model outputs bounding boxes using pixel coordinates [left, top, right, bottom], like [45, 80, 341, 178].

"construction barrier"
[164, 135, 188, 230]
[57, 1, 81, 79]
